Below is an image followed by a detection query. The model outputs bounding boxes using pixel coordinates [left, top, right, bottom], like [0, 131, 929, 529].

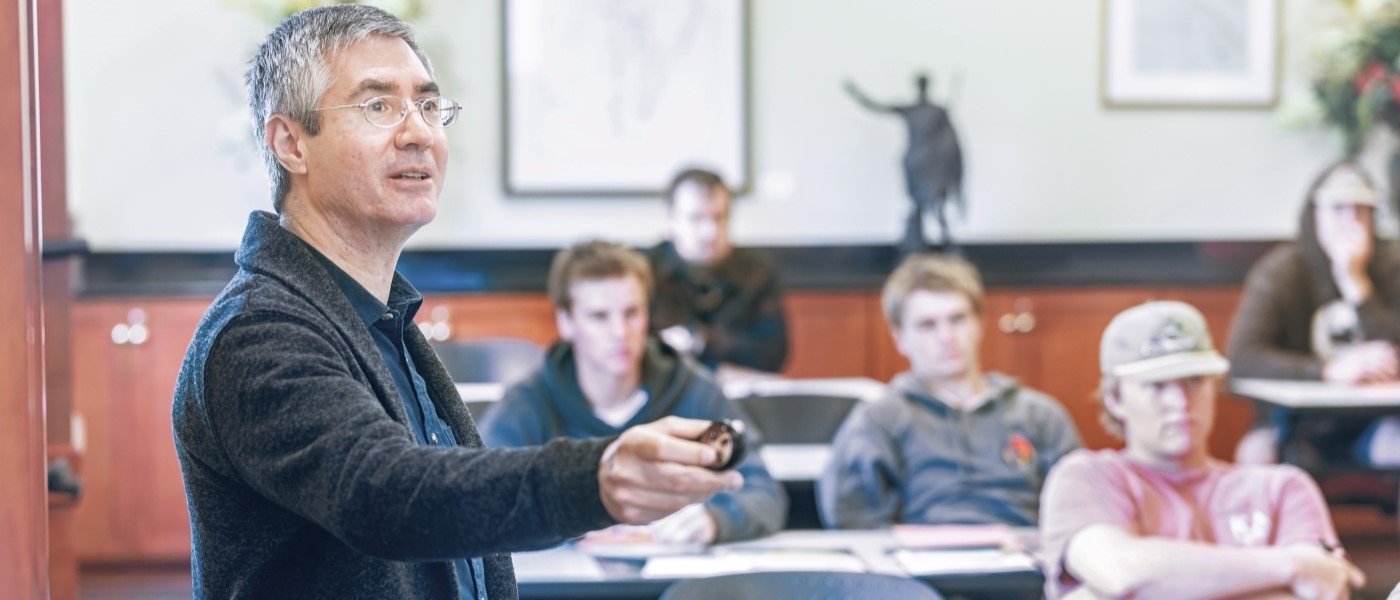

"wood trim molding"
[0, 0, 50, 595]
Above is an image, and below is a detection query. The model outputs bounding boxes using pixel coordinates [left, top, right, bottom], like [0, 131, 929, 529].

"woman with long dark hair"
[1228, 161, 1400, 466]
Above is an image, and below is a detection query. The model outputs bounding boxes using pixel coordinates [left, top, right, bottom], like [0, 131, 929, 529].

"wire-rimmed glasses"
[315, 95, 461, 128]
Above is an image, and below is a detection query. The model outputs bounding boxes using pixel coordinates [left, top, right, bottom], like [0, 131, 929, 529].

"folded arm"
[1066, 524, 1362, 600]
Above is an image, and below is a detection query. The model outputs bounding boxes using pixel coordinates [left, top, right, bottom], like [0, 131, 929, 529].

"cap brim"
[1109, 351, 1230, 382]
[1315, 190, 1378, 207]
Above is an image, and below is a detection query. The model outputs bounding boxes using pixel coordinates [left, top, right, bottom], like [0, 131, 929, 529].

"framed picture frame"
[501, 0, 751, 196]
[1100, 0, 1280, 109]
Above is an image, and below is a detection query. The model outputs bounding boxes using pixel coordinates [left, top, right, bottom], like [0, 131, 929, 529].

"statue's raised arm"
[843, 79, 898, 114]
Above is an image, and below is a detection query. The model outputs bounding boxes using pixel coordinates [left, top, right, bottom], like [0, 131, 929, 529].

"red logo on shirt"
[1003, 433, 1036, 470]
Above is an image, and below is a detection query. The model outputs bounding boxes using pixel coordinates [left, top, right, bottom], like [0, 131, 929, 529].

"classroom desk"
[1229, 378, 1400, 474]
[1229, 379, 1400, 411]
[512, 529, 1044, 600]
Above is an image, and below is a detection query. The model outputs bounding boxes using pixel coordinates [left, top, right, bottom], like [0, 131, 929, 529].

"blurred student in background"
[1229, 161, 1400, 467]
[1041, 301, 1362, 600]
[819, 254, 1079, 528]
[648, 168, 790, 378]
[481, 240, 786, 544]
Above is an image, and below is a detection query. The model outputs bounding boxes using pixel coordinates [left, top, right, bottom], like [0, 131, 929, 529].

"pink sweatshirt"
[1039, 449, 1338, 599]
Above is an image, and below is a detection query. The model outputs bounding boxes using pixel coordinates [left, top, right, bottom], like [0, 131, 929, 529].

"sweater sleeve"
[1227, 256, 1325, 380]
[817, 403, 905, 529]
[1270, 465, 1340, 548]
[202, 312, 617, 561]
[1356, 247, 1400, 344]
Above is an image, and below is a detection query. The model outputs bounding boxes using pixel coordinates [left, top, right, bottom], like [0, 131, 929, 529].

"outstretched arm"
[843, 80, 896, 113]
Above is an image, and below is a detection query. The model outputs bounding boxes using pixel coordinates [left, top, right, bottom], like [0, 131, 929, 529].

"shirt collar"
[892, 371, 1010, 416]
[301, 241, 423, 327]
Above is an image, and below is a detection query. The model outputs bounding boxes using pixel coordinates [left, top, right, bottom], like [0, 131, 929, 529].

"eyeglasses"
[315, 95, 461, 128]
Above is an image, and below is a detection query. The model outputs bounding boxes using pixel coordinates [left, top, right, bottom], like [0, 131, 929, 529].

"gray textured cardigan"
[172, 212, 616, 599]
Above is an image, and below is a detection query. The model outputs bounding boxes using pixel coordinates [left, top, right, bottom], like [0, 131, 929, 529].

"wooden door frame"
[1, 0, 50, 596]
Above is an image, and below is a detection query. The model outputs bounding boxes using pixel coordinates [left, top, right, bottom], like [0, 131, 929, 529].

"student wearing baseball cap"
[1039, 301, 1364, 599]
[1228, 161, 1400, 467]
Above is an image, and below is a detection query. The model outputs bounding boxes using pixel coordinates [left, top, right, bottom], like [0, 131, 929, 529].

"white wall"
[63, 0, 1368, 250]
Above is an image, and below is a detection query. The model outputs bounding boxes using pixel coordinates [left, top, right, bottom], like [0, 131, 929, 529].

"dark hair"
[665, 168, 729, 209]
[1295, 160, 1380, 306]
[547, 240, 654, 312]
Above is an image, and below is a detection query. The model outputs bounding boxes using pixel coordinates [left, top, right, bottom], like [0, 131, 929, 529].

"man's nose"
[607, 315, 629, 337]
[1158, 381, 1189, 409]
[395, 103, 436, 149]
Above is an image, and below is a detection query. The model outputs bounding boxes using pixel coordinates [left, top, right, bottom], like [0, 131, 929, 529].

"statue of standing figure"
[845, 74, 964, 255]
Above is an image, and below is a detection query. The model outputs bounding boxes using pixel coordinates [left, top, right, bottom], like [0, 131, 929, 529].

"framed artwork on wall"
[1101, 0, 1280, 109]
[501, 0, 751, 196]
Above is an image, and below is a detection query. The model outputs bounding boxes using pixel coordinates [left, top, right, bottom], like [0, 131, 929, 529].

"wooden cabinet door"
[981, 288, 1156, 451]
[418, 293, 558, 347]
[782, 293, 877, 378]
[72, 299, 208, 563]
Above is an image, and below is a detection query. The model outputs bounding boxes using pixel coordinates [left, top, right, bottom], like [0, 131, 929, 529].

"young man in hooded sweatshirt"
[819, 254, 1080, 528]
[480, 241, 787, 544]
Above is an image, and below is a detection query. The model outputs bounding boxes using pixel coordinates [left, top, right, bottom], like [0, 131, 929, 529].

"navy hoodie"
[481, 339, 787, 542]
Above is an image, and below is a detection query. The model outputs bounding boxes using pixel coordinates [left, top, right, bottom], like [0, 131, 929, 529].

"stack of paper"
[640, 549, 866, 579]
[511, 545, 606, 581]
[891, 548, 1038, 576]
[891, 523, 1024, 550]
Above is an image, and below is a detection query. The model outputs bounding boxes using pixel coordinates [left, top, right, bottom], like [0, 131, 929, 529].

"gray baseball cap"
[1100, 301, 1230, 381]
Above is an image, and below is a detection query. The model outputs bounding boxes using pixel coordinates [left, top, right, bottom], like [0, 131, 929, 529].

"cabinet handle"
[998, 313, 1017, 334]
[1014, 312, 1037, 333]
[417, 305, 452, 342]
[111, 308, 149, 345]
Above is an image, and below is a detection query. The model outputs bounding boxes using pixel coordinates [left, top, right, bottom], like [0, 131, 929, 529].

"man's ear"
[265, 115, 309, 175]
[1102, 385, 1127, 423]
[555, 309, 575, 341]
[889, 324, 911, 360]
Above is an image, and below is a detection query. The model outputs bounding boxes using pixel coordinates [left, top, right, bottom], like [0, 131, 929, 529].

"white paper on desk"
[511, 546, 606, 581]
[892, 549, 1037, 575]
[891, 523, 1023, 550]
[641, 550, 866, 579]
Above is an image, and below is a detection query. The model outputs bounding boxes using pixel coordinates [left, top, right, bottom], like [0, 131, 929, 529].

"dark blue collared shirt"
[309, 247, 485, 600]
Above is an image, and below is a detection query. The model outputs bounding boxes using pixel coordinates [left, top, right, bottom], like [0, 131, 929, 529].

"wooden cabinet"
[418, 293, 559, 347]
[782, 293, 879, 378]
[72, 298, 208, 563]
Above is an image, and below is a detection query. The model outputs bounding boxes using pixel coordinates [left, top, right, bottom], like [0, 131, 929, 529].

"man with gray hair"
[1040, 301, 1363, 599]
[172, 6, 741, 599]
